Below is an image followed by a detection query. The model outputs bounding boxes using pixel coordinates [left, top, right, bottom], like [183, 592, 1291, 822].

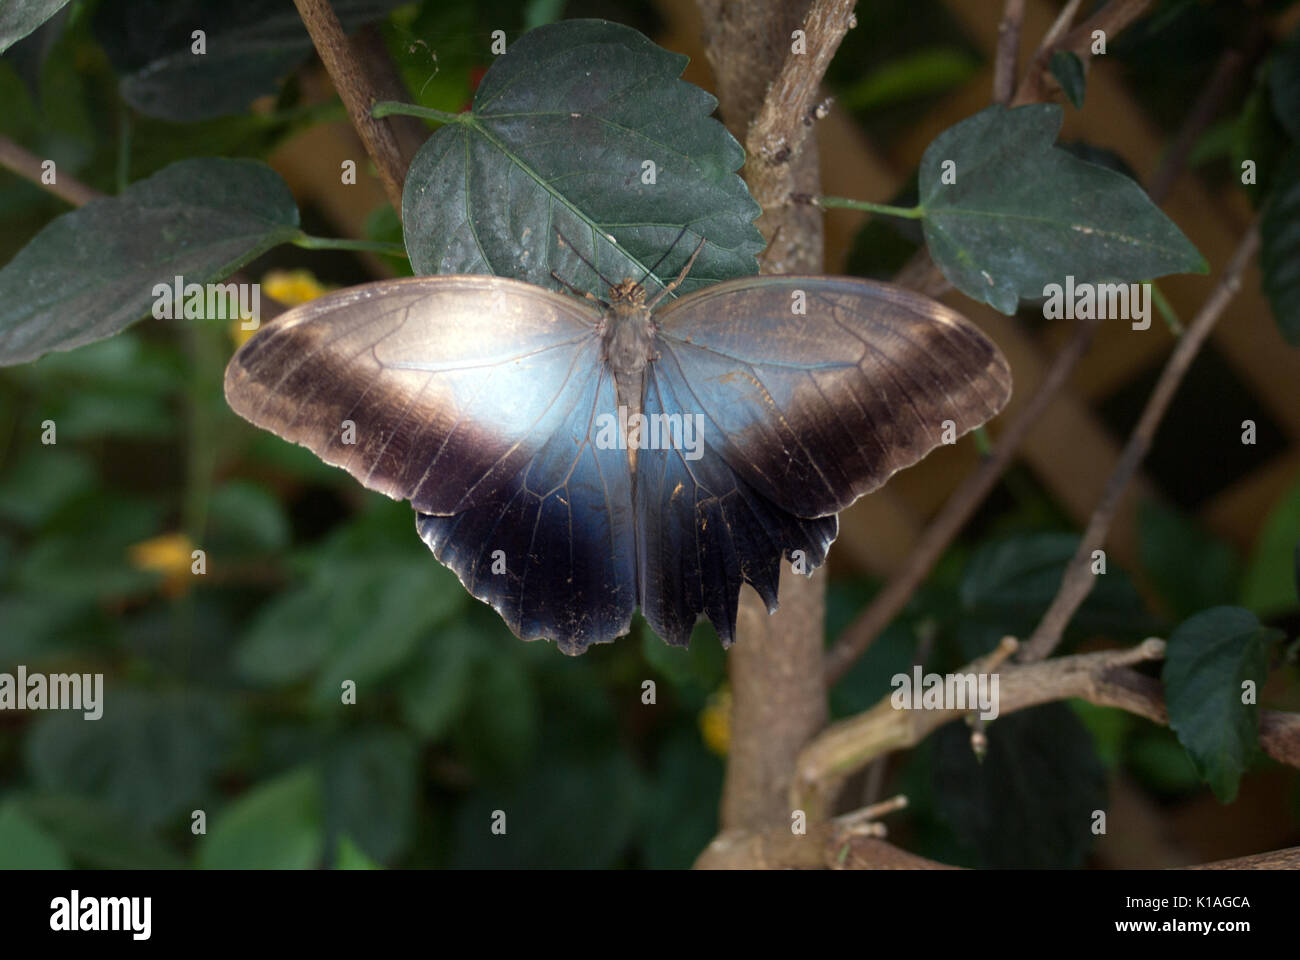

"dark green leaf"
[207, 480, 290, 554]
[0, 798, 69, 868]
[197, 766, 324, 869]
[322, 728, 418, 864]
[639, 734, 721, 869]
[0, 0, 70, 54]
[933, 703, 1105, 868]
[919, 104, 1206, 314]
[402, 19, 762, 293]
[1240, 476, 1300, 615]
[1164, 606, 1277, 802]
[451, 752, 642, 867]
[0, 158, 301, 366]
[1139, 498, 1241, 620]
[397, 626, 478, 739]
[334, 835, 381, 869]
[25, 690, 236, 828]
[235, 508, 465, 699]
[1049, 50, 1086, 109]
[21, 794, 185, 868]
[93, 0, 403, 122]
[453, 652, 539, 779]
[958, 532, 1150, 657]
[1271, 24, 1300, 140]
[1260, 148, 1300, 346]
[0, 447, 95, 527]
[839, 48, 979, 112]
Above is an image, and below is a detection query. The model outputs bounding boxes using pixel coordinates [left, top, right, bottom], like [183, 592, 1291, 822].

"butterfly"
[224, 243, 1011, 655]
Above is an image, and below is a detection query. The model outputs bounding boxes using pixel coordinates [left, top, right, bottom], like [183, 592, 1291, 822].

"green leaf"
[1240, 476, 1300, 615]
[25, 690, 236, 829]
[933, 703, 1106, 868]
[1260, 148, 1300, 347]
[1049, 50, 1086, 109]
[919, 104, 1206, 314]
[402, 18, 762, 293]
[207, 480, 291, 553]
[0, 798, 69, 868]
[334, 835, 381, 869]
[322, 728, 418, 864]
[397, 626, 478, 739]
[453, 653, 539, 779]
[0, 447, 95, 527]
[451, 752, 643, 867]
[92, 0, 403, 122]
[197, 766, 324, 869]
[235, 511, 465, 699]
[0, 0, 71, 54]
[1139, 498, 1241, 620]
[1163, 606, 1277, 803]
[1271, 24, 1300, 141]
[0, 158, 301, 366]
[639, 734, 722, 869]
[21, 793, 185, 868]
[958, 532, 1151, 657]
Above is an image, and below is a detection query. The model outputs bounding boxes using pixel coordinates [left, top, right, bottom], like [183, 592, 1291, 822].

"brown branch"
[1019, 221, 1262, 663]
[1147, 46, 1248, 205]
[0, 134, 104, 207]
[992, 0, 1027, 105]
[695, 0, 855, 833]
[805, 634, 1300, 826]
[293, 0, 409, 215]
[825, 312, 1103, 684]
[1012, 0, 1150, 106]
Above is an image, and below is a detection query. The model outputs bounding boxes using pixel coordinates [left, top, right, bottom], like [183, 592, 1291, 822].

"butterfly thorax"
[602, 281, 655, 378]
[603, 280, 657, 471]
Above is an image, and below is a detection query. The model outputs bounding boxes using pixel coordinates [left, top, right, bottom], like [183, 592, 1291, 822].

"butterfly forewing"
[650, 276, 1012, 519]
[223, 277, 603, 515]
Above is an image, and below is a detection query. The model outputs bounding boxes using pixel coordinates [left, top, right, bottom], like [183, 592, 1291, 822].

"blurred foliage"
[0, 0, 1298, 870]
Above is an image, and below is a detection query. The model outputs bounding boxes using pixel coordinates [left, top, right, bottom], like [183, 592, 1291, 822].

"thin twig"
[1019, 222, 1262, 663]
[0, 134, 103, 207]
[825, 312, 1103, 684]
[293, 0, 409, 214]
[992, 0, 1027, 105]
[1012, 0, 1150, 106]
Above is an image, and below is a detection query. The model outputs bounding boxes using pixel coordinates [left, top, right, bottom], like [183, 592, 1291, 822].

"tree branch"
[696, 0, 855, 833]
[992, 0, 1026, 105]
[1019, 221, 1261, 663]
[293, 0, 410, 215]
[825, 312, 1103, 684]
[0, 134, 103, 207]
[1012, 0, 1150, 106]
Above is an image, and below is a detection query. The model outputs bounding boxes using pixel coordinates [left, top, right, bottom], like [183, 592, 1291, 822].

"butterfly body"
[225, 271, 1012, 654]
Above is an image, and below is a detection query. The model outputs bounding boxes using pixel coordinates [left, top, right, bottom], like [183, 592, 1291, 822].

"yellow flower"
[699, 685, 731, 756]
[229, 270, 332, 350]
[128, 532, 196, 596]
[263, 268, 332, 306]
[229, 310, 259, 349]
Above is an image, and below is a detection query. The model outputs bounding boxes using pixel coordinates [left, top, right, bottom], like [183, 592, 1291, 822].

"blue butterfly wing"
[650, 276, 1012, 518]
[637, 353, 838, 646]
[637, 275, 1011, 642]
[226, 277, 637, 652]
[416, 345, 637, 653]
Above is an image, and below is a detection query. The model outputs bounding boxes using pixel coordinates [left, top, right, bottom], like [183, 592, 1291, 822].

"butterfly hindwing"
[636, 352, 838, 647]
[652, 276, 1012, 520]
[224, 277, 602, 514]
[416, 343, 637, 653]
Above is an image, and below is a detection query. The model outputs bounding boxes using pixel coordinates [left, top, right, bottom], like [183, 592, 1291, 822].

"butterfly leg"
[551, 271, 609, 310]
[646, 237, 706, 308]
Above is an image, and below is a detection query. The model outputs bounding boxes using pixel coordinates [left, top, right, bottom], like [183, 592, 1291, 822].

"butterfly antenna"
[646, 237, 706, 308]
[554, 231, 617, 292]
[635, 225, 692, 293]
